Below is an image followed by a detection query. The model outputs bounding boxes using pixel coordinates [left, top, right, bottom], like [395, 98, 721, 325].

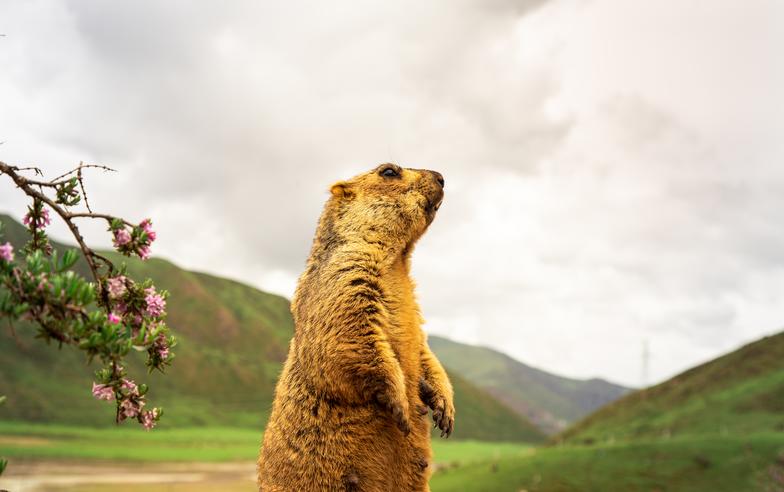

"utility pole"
[641, 340, 650, 388]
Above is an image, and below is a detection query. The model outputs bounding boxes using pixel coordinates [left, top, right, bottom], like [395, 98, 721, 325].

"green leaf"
[13, 303, 29, 317]
[48, 250, 58, 273]
[60, 249, 79, 271]
[110, 218, 124, 231]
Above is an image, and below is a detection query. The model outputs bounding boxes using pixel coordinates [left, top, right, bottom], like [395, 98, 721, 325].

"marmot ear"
[330, 182, 354, 199]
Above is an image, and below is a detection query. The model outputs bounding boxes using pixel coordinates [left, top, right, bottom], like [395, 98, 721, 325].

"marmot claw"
[432, 401, 454, 438]
[419, 378, 455, 438]
[375, 390, 411, 435]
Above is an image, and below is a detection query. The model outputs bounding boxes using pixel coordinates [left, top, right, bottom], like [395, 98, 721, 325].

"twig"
[0, 161, 110, 301]
[49, 164, 116, 184]
[77, 162, 92, 213]
[0, 164, 43, 177]
[67, 212, 133, 227]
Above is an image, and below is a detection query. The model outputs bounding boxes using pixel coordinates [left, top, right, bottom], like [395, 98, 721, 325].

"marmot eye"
[381, 167, 399, 178]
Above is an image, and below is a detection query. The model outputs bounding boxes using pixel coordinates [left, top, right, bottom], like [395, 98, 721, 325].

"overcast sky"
[1, 0, 783, 387]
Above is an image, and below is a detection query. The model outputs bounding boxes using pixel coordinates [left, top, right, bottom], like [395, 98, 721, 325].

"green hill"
[558, 331, 784, 444]
[429, 332, 784, 491]
[429, 336, 629, 434]
[0, 214, 540, 442]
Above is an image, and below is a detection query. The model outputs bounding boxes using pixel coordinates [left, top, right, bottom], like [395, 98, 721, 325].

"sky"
[1, 0, 783, 387]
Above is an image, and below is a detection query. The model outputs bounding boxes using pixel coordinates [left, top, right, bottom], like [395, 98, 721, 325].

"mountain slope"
[0, 214, 540, 442]
[429, 336, 629, 434]
[558, 331, 784, 444]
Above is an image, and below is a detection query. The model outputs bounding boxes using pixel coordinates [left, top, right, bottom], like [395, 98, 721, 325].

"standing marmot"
[258, 164, 455, 491]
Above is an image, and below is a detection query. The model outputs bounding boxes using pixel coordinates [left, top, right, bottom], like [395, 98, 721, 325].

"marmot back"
[258, 163, 454, 492]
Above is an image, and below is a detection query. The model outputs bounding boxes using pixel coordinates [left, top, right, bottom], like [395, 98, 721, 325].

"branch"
[5, 164, 117, 189]
[0, 161, 107, 296]
[68, 212, 134, 227]
[0, 158, 172, 433]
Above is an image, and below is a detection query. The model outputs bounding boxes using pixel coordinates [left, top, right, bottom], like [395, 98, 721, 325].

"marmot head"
[325, 163, 445, 252]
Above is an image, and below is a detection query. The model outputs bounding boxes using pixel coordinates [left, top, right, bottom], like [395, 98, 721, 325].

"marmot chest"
[381, 262, 423, 375]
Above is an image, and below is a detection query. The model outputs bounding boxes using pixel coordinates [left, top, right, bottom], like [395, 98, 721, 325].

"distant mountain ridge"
[0, 213, 541, 442]
[429, 336, 630, 434]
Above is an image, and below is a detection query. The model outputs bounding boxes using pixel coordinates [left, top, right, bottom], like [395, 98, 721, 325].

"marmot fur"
[258, 163, 455, 491]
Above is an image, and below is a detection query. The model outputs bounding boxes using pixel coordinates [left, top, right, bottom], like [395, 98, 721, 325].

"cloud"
[1, 0, 783, 386]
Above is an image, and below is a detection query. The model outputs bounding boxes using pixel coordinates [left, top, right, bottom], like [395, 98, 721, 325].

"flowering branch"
[0, 160, 175, 433]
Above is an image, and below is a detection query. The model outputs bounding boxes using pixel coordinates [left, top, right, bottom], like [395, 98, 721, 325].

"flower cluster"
[152, 332, 171, 361]
[110, 218, 157, 261]
[22, 200, 53, 255]
[91, 369, 162, 430]
[92, 382, 114, 401]
[23, 207, 51, 229]
[145, 287, 166, 318]
[0, 243, 12, 263]
[107, 275, 127, 299]
[101, 275, 173, 366]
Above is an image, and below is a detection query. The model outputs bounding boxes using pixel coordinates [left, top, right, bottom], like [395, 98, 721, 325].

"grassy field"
[0, 421, 533, 492]
[431, 433, 784, 492]
[0, 421, 531, 464]
[5, 423, 782, 491]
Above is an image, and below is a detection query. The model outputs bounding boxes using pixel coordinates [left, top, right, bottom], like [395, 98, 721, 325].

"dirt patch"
[0, 436, 52, 447]
[0, 460, 257, 492]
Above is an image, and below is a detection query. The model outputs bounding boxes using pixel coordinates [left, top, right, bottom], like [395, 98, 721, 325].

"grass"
[0, 422, 261, 462]
[431, 433, 784, 492]
[0, 421, 531, 464]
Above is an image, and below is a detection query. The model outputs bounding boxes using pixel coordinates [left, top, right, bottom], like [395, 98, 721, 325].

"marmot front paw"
[375, 390, 411, 435]
[419, 378, 455, 438]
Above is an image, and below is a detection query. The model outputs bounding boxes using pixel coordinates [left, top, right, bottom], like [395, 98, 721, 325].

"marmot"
[258, 164, 455, 491]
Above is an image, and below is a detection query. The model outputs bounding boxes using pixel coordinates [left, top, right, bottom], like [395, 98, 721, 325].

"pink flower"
[141, 408, 159, 431]
[139, 219, 157, 242]
[138, 245, 151, 260]
[23, 208, 51, 228]
[106, 276, 127, 299]
[91, 382, 114, 401]
[119, 398, 143, 419]
[144, 288, 166, 318]
[40, 208, 51, 227]
[121, 378, 138, 395]
[155, 333, 170, 360]
[0, 242, 13, 262]
[108, 312, 121, 324]
[113, 228, 131, 247]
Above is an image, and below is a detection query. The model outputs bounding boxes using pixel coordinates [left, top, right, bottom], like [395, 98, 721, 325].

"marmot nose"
[431, 171, 445, 188]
